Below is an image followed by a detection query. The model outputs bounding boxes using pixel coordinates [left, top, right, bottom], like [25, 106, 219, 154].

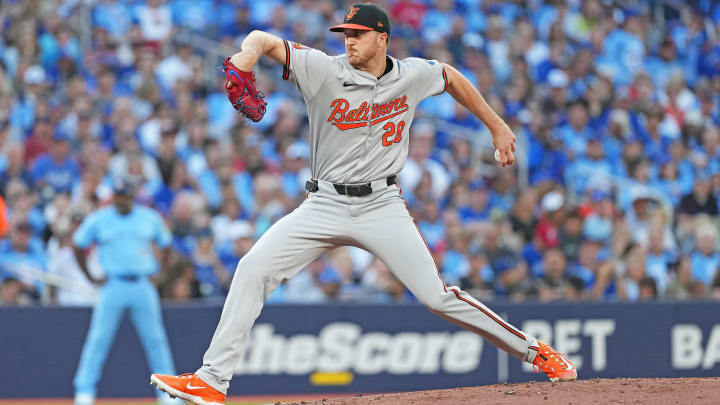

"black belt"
[306, 175, 397, 197]
[112, 274, 141, 282]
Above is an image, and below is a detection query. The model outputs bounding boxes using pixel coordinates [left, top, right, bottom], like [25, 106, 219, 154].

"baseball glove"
[222, 57, 266, 122]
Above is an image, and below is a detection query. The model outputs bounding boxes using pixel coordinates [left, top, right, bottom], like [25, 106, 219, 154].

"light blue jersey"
[73, 204, 171, 277]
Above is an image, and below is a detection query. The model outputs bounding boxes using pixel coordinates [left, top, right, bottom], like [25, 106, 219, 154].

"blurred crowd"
[0, 0, 719, 307]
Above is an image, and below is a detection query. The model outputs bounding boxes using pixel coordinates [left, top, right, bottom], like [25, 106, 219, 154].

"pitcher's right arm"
[229, 30, 287, 71]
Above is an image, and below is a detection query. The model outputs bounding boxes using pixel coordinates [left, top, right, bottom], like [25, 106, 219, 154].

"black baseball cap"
[329, 3, 391, 35]
[113, 178, 135, 196]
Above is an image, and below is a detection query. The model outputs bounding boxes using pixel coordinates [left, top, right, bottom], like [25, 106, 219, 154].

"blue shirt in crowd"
[646, 251, 676, 292]
[690, 251, 720, 285]
[0, 237, 47, 281]
[418, 220, 445, 251]
[30, 154, 81, 193]
[458, 203, 491, 224]
[441, 249, 470, 285]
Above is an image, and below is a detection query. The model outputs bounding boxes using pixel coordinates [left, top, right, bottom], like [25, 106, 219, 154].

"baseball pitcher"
[151, 4, 576, 404]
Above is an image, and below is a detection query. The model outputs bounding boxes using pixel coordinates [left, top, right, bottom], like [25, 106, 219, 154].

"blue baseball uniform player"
[72, 179, 180, 405]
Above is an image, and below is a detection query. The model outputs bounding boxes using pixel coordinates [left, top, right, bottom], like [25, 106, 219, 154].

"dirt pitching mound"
[292, 378, 720, 405]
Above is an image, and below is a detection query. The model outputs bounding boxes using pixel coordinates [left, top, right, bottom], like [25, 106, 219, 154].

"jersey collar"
[339, 54, 400, 86]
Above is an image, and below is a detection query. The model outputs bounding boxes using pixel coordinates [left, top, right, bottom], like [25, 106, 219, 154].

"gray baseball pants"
[197, 179, 538, 393]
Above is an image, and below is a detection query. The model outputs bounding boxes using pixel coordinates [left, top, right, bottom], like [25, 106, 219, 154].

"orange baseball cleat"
[532, 340, 578, 382]
[150, 373, 225, 405]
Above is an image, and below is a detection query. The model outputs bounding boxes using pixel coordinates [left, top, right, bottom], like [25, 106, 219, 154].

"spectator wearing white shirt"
[137, 0, 173, 43]
[283, 258, 330, 303]
[399, 121, 451, 200]
[155, 44, 194, 94]
[47, 210, 100, 306]
[108, 131, 162, 188]
[510, 19, 548, 74]
[485, 15, 511, 84]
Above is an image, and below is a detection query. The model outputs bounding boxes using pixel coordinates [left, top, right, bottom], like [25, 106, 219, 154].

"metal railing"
[3, 263, 98, 305]
[173, 29, 238, 84]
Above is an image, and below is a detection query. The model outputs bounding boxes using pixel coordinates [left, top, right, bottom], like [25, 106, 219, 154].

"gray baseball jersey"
[281, 40, 447, 184]
[196, 42, 539, 394]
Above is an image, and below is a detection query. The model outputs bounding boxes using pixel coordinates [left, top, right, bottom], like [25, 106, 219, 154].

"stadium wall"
[1, 302, 719, 398]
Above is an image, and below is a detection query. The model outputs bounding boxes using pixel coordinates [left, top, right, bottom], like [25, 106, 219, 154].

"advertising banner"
[1, 302, 719, 398]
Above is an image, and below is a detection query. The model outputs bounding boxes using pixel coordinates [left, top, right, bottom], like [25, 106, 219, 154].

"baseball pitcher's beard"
[346, 49, 364, 67]
[347, 47, 378, 69]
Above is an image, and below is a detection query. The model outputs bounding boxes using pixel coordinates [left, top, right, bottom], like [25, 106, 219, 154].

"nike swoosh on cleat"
[558, 355, 574, 370]
[186, 383, 205, 390]
[343, 82, 354, 87]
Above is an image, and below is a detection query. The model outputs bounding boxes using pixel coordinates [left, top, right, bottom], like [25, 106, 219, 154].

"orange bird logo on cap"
[345, 7, 359, 20]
